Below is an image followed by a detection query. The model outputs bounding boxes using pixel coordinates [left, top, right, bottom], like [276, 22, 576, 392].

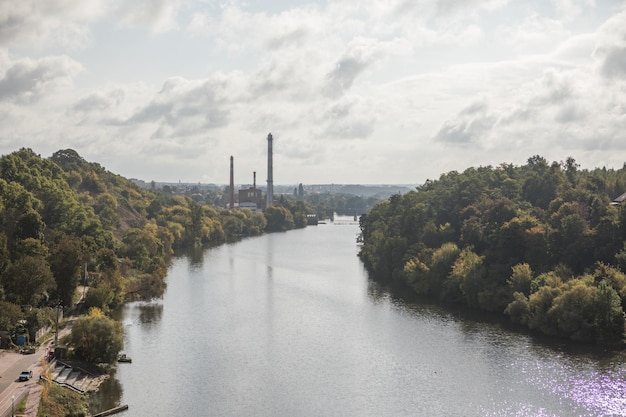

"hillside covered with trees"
[0, 148, 317, 356]
[359, 156, 626, 346]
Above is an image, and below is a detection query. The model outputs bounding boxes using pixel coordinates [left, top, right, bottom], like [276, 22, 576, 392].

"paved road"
[0, 341, 53, 417]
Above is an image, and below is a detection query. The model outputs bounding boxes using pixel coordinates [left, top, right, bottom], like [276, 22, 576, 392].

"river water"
[93, 217, 626, 417]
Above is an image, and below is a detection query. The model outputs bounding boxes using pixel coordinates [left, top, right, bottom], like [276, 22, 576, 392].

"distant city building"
[239, 171, 264, 212]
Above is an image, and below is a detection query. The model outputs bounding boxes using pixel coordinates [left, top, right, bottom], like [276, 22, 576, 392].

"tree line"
[0, 148, 321, 361]
[359, 156, 626, 346]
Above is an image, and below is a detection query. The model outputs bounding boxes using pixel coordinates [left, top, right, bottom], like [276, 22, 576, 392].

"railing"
[0, 389, 28, 417]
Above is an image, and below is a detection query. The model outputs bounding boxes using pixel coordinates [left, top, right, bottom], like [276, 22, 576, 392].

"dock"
[92, 404, 129, 416]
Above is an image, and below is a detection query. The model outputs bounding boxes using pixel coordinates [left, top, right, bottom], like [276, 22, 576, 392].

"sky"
[1, 0, 625, 185]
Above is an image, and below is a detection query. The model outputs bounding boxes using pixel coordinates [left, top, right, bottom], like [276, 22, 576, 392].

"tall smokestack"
[266, 133, 274, 207]
[253, 171, 256, 189]
[229, 155, 234, 209]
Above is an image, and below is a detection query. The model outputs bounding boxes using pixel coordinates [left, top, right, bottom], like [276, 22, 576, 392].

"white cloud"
[0, 55, 83, 102]
[592, 9, 626, 79]
[0, 0, 624, 184]
[324, 38, 388, 97]
[125, 76, 231, 142]
[112, 0, 183, 33]
[73, 89, 125, 113]
[496, 14, 570, 51]
[432, 42, 626, 166]
[0, 0, 102, 48]
[552, 0, 596, 20]
[317, 95, 377, 139]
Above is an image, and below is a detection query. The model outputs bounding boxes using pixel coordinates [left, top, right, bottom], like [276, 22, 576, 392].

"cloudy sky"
[1, 0, 625, 185]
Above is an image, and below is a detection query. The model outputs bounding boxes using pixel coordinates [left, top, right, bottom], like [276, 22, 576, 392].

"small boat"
[118, 353, 132, 363]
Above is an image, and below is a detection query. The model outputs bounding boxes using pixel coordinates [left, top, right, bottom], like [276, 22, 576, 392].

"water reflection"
[103, 223, 625, 417]
[88, 369, 123, 414]
[366, 273, 626, 417]
[186, 245, 205, 269]
[137, 302, 163, 325]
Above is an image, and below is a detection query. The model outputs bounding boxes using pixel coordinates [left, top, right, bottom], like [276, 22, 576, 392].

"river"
[92, 216, 626, 417]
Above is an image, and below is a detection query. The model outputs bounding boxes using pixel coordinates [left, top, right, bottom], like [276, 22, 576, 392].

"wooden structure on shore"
[91, 404, 129, 416]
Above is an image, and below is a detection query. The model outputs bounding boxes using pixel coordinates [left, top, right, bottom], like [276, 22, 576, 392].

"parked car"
[18, 370, 32, 381]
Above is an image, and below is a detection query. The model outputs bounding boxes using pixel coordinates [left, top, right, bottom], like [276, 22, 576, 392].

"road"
[0, 341, 53, 417]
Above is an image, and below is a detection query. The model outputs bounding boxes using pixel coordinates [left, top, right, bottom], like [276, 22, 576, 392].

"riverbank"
[0, 320, 113, 417]
[96, 223, 626, 417]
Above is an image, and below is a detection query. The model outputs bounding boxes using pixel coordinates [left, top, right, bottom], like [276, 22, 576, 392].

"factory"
[228, 133, 274, 212]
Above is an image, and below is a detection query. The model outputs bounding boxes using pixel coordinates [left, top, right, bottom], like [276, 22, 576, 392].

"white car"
[18, 370, 32, 381]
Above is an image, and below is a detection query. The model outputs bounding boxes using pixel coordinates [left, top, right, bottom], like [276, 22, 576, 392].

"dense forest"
[359, 156, 626, 346]
[0, 148, 327, 354]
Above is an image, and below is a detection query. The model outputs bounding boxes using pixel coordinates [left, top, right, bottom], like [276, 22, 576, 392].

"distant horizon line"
[133, 180, 420, 187]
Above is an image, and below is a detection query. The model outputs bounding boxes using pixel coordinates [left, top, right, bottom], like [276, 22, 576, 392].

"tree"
[245, 212, 268, 236]
[69, 310, 123, 364]
[505, 292, 530, 326]
[549, 279, 596, 342]
[453, 248, 485, 308]
[508, 263, 533, 296]
[593, 282, 625, 345]
[0, 300, 23, 333]
[264, 205, 295, 232]
[3, 254, 55, 306]
[24, 307, 54, 342]
[50, 148, 87, 172]
[93, 192, 118, 229]
[49, 234, 84, 307]
[122, 224, 166, 273]
[221, 214, 244, 238]
[403, 255, 430, 295]
[14, 209, 45, 241]
[358, 155, 626, 344]
[429, 243, 461, 293]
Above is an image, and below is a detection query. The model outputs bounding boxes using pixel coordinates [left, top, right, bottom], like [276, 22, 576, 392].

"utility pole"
[54, 303, 60, 345]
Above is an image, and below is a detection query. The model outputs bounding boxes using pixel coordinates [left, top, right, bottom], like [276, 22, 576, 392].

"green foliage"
[264, 205, 296, 232]
[38, 380, 88, 417]
[508, 263, 533, 296]
[0, 149, 158, 321]
[302, 191, 378, 219]
[0, 300, 23, 332]
[121, 223, 168, 273]
[24, 307, 55, 340]
[277, 198, 315, 228]
[504, 292, 530, 326]
[593, 282, 625, 344]
[360, 156, 626, 345]
[453, 248, 486, 308]
[69, 313, 123, 364]
[403, 255, 430, 295]
[3, 254, 55, 305]
[82, 260, 124, 311]
[1, 147, 323, 319]
[48, 234, 84, 307]
[431, 242, 461, 300]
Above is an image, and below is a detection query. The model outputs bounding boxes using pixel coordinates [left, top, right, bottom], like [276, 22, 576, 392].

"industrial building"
[228, 133, 274, 212]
